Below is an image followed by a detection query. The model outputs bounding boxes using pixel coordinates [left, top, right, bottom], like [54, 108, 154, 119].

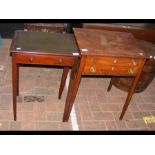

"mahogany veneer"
[63, 28, 146, 122]
[10, 30, 79, 121]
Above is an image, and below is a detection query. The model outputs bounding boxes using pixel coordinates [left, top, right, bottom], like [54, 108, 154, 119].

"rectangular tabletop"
[73, 28, 146, 59]
[10, 30, 78, 56]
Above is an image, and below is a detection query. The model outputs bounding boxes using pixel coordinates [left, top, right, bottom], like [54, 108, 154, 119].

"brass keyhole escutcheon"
[128, 68, 134, 74]
[131, 59, 137, 66]
[90, 67, 96, 73]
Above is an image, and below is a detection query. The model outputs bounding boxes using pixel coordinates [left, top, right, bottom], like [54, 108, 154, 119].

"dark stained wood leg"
[58, 67, 69, 99]
[107, 77, 115, 91]
[63, 56, 86, 122]
[119, 60, 146, 120]
[119, 77, 137, 120]
[63, 67, 80, 122]
[17, 64, 19, 96]
[12, 56, 17, 121]
[64, 74, 82, 122]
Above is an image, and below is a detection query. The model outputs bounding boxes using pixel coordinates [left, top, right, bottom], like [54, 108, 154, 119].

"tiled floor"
[0, 39, 155, 131]
[0, 39, 71, 130]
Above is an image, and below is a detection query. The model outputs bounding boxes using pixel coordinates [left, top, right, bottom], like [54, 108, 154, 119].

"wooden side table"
[63, 28, 146, 122]
[10, 30, 79, 121]
[83, 23, 155, 93]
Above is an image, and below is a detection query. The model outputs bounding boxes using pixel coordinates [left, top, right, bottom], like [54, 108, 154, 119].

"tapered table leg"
[62, 67, 78, 122]
[58, 67, 69, 99]
[63, 56, 86, 122]
[107, 77, 115, 91]
[119, 60, 146, 120]
[12, 56, 18, 121]
[17, 64, 19, 96]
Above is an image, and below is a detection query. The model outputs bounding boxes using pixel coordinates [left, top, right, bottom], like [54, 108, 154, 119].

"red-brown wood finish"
[58, 67, 70, 99]
[63, 56, 86, 121]
[83, 23, 155, 93]
[10, 31, 79, 121]
[12, 57, 18, 120]
[63, 28, 146, 122]
[83, 56, 142, 76]
[13, 53, 74, 66]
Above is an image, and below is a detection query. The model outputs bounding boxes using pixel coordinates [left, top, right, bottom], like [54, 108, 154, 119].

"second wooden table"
[63, 28, 146, 122]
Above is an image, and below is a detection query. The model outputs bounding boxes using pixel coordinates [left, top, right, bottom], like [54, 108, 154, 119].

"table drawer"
[83, 56, 142, 76]
[84, 56, 141, 67]
[13, 53, 74, 66]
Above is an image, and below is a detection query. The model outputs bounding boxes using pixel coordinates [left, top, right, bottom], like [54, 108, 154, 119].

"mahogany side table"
[10, 30, 79, 121]
[83, 23, 155, 93]
[63, 28, 146, 122]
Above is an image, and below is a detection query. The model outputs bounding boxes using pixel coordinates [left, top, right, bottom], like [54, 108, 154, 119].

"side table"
[10, 30, 79, 121]
[63, 28, 146, 122]
[83, 23, 155, 93]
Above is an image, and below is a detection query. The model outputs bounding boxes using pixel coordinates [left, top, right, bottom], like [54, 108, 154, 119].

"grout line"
[65, 71, 79, 131]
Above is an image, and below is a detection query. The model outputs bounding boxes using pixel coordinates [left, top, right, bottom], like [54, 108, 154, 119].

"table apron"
[82, 56, 144, 76]
[12, 53, 75, 66]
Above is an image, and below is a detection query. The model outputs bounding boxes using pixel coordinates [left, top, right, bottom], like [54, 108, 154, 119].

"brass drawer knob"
[90, 67, 96, 73]
[128, 68, 134, 74]
[59, 58, 63, 63]
[113, 59, 117, 63]
[131, 59, 137, 66]
[29, 57, 33, 62]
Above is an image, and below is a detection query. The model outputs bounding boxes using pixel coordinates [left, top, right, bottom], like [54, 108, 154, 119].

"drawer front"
[14, 53, 74, 66]
[83, 56, 142, 76]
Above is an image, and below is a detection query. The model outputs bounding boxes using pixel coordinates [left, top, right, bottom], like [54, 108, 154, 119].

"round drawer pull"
[128, 68, 134, 74]
[131, 59, 137, 66]
[90, 67, 96, 73]
[113, 59, 117, 63]
[112, 67, 115, 71]
[29, 57, 33, 62]
[59, 58, 63, 63]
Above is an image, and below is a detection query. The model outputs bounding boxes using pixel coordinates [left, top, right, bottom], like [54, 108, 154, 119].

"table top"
[138, 40, 155, 58]
[74, 28, 146, 58]
[10, 30, 78, 56]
